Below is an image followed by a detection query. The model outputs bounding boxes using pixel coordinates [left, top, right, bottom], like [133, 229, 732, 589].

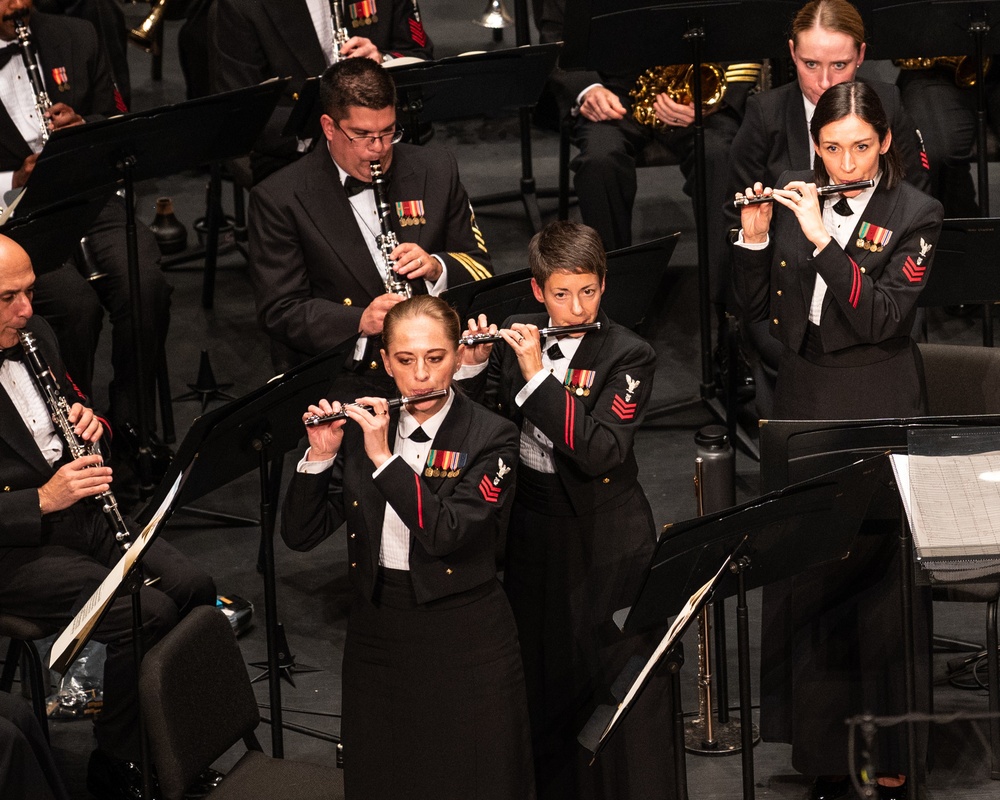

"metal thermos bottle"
[695, 424, 735, 514]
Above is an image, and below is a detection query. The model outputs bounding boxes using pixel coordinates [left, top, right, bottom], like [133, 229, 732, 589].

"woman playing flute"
[458, 220, 675, 800]
[281, 295, 534, 799]
[733, 80, 943, 800]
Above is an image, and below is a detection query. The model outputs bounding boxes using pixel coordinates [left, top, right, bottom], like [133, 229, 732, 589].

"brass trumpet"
[129, 0, 169, 52]
[895, 55, 992, 88]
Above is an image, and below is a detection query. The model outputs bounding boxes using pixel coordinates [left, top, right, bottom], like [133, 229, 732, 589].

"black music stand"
[919, 216, 1000, 345]
[441, 234, 680, 334]
[581, 455, 887, 800]
[10, 80, 287, 496]
[759, 413, 1000, 796]
[135, 339, 356, 758]
[285, 44, 560, 233]
[561, 1, 797, 456]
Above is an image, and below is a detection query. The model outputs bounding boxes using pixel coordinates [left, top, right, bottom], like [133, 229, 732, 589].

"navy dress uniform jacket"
[248, 141, 492, 372]
[733, 169, 944, 361]
[280, 390, 520, 604]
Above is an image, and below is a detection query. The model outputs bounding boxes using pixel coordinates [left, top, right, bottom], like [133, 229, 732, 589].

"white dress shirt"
[0, 33, 48, 198]
[1, 358, 63, 466]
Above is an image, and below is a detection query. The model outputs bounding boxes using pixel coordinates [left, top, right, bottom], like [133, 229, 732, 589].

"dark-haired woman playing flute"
[733, 80, 942, 799]
[281, 295, 534, 800]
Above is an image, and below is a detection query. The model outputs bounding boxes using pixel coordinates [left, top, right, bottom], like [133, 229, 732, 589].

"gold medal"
[424, 467, 434, 478]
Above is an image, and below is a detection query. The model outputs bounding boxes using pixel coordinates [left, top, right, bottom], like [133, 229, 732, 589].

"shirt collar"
[397, 388, 455, 442]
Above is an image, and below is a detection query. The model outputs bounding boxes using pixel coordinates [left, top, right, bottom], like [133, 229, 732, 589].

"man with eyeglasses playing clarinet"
[248, 57, 492, 395]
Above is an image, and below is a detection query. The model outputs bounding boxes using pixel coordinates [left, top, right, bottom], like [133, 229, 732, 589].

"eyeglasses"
[334, 120, 404, 148]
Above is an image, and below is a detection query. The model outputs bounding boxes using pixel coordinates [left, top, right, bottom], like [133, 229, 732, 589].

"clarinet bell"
[475, 0, 511, 42]
[75, 237, 106, 282]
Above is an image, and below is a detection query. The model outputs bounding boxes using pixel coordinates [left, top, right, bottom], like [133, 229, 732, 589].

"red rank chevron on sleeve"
[479, 475, 501, 503]
[611, 393, 637, 421]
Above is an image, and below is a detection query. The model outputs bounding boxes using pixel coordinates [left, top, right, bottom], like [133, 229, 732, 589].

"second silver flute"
[304, 389, 449, 427]
[732, 179, 875, 207]
[459, 321, 602, 346]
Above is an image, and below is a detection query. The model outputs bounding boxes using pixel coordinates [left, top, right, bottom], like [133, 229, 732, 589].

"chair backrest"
[918, 342, 1000, 416]
[139, 606, 261, 800]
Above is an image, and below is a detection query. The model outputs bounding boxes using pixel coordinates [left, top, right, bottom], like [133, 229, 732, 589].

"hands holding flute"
[460, 314, 545, 382]
[302, 395, 393, 468]
[738, 180, 832, 252]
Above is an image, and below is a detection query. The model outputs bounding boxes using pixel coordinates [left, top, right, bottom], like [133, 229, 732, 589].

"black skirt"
[763, 325, 931, 775]
[341, 568, 535, 800]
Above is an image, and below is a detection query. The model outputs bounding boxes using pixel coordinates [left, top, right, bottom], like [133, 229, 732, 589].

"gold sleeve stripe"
[450, 252, 491, 281]
[469, 203, 489, 253]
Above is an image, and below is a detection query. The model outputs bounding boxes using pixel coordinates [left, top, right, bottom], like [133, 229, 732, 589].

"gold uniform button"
[349, 533, 356, 539]
[780, 260, 787, 268]
[2, 485, 10, 492]
[776, 290, 783, 296]
[860, 267, 866, 274]
[350, 562, 357, 568]
[772, 318, 779, 325]
[445, 568, 453, 575]
[352, 500, 359, 507]
[342, 298, 352, 307]
[292, 92, 300, 101]
[602, 477, 610, 484]
[369, 361, 379, 370]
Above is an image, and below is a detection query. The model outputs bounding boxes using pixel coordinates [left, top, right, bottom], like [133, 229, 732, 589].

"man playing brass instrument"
[248, 58, 491, 392]
[534, 0, 760, 371]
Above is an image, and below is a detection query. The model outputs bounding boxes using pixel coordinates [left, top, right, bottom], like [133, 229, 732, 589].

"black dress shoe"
[86, 749, 158, 800]
[877, 780, 907, 800]
[811, 776, 850, 800]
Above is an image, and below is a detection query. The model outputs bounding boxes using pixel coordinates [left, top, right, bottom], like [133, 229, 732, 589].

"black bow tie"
[0, 42, 20, 71]
[407, 426, 431, 443]
[344, 175, 373, 197]
[546, 341, 566, 361]
[830, 196, 853, 217]
[0, 344, 23, 363]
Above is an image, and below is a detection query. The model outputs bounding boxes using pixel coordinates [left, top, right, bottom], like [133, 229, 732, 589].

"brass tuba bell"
[129, 0, 170, 53]
[629, 63, 728, 129]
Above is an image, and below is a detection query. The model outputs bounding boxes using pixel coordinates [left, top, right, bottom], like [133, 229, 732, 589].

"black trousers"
[0, 506, 215, 761]
[32, 195, 171, 431]
[570, 88, 745, 306]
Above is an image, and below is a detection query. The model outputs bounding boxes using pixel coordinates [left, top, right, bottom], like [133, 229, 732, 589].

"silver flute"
[330, 0, 349, 63]
[304, 389, 449, 427]
[732, 179, 875, 207]
[18, 331, 132, 551]
[13, 16, 52, 144]
[370, 160, 412, 297]
[459, 321, 602, 346]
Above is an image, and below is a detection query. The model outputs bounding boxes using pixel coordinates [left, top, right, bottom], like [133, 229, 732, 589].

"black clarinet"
[370, 160, 413, 297]
[13, 16, 52, 144]
[18, 331, 132, 552]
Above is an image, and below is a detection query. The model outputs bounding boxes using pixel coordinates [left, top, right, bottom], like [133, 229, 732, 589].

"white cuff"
[515, 369, 550, 407]
[735, 230, 769, 250]
[372, 453, 400, 478]
[297, 448, 335, 473]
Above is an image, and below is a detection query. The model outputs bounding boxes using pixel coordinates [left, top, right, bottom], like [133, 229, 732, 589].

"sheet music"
[893, 451, 1000, 560]
[48, 473, 183, 673]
